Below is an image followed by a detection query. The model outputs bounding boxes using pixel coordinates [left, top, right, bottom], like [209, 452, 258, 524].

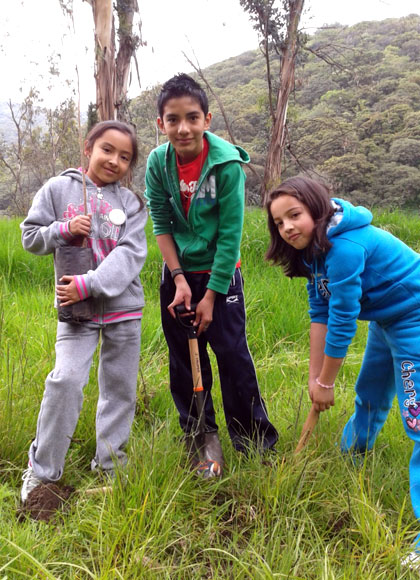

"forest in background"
[1, 13, 420, 214]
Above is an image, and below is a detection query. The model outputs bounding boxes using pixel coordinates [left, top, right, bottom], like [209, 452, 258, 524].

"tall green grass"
[0, 210, 418, 578]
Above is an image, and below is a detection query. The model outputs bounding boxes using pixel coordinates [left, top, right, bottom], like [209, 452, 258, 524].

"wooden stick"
[75, 65, 88, 216]
[294, 405, 320, 454]
[76, 486, 113, 496]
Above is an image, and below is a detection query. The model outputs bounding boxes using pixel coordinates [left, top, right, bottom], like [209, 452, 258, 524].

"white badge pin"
[109, 209, 126, 226]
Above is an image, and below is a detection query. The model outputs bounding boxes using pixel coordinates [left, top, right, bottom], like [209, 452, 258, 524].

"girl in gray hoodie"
[20, 120, 147, 502]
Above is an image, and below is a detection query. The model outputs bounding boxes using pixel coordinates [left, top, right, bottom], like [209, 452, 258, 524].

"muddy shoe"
[401, 551, 420, 570]
[21, 465, 43, 504]
[18, 483, 74, 522]
[196, 459, 222, 478]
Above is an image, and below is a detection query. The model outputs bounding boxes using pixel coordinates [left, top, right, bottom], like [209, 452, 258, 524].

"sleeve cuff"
[59, 221, 75, 242]
[152, 225, 173, 236]
[309, 313, 329, 324]
[325, 342, 349, 358]
[207, 271, 234, 295]
[74, 274, 92, 300]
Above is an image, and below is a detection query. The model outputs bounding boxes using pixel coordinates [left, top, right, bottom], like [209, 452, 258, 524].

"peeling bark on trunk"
[91, 0, 116, 120]
[87, 0, 139, 121]
[115, 0, 139, 117]
[263, 0, 304, 198]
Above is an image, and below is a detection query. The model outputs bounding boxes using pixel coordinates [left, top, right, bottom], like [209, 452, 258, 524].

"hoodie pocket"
[106, 278, 144, 311]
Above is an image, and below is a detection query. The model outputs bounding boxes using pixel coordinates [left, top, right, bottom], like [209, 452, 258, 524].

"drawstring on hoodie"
[308, 201, 344, 299]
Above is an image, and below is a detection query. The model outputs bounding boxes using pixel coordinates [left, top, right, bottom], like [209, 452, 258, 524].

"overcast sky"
[1, 0, 419, 107]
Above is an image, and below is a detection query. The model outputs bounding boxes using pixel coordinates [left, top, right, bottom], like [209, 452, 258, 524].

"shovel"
[174, 303, 223, 478]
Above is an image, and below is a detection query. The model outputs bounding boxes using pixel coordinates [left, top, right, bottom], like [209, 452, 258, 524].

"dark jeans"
[160, 266, 278, 452]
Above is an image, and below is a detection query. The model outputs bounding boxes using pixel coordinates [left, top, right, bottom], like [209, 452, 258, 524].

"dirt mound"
[17, 483, 74, 522]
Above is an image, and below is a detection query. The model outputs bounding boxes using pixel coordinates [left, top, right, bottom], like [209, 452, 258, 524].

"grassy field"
[1, 208, 420, 579]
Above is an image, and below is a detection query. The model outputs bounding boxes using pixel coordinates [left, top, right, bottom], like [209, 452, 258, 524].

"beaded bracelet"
[171, 268, 184, 280]
[316, 377, 335, 389]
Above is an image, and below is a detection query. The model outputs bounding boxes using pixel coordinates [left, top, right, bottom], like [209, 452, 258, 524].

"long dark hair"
[266, 176, 335, 278]
[85, 120, 139, 168]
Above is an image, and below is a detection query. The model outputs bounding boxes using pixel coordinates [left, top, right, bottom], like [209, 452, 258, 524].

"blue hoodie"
[307, 198, 420, 358]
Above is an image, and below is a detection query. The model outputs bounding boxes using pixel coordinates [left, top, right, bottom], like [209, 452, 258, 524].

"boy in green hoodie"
[145, 74, 278, 475]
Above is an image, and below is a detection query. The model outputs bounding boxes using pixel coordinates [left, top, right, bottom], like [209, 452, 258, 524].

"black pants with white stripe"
[160, 266, 278, 452]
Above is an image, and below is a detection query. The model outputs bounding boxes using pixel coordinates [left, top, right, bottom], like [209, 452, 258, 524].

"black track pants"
[160, 266, 278, 452]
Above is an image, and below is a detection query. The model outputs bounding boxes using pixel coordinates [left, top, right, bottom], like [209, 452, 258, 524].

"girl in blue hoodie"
[266, 175, 420, 563]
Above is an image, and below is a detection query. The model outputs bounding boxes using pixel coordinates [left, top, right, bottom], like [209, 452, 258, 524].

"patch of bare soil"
[17, 483, 74, 522]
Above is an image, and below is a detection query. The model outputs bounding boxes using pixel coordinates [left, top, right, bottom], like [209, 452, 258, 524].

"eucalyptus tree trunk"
[89, 0, 115, 120]
[86, 0, 139, 121]
[263, 0, 305, 198]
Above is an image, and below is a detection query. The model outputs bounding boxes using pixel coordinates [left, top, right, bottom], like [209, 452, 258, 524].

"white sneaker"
[401, 551, 420, 569]
[21, 466, 43, 503]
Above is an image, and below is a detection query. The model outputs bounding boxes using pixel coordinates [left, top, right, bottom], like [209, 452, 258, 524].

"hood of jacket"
[60, 168, 85, 182]
[327, 198, 373, 240]
[59, 168, 122, 193]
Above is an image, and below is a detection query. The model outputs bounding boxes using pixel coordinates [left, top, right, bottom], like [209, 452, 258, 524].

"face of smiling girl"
[85, 129, 133, 186]
[270, 194, 316, 250]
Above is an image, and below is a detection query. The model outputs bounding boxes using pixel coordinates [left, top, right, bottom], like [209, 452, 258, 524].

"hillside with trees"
[1, 14, 420, 214]
[131, 13, 420, 207]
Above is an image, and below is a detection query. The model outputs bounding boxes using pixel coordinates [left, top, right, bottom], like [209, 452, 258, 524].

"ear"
[83, 140, 91, 158]
[157, 117, 166, 135]
[204, 112, 212, 131]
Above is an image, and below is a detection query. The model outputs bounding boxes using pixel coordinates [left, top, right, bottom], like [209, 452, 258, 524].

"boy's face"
[157, 96, 211, 164]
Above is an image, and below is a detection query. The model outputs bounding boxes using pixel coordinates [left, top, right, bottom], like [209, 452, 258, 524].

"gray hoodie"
[21, 169, 147, 323]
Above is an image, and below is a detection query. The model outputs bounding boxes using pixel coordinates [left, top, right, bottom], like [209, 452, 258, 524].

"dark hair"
[266, 176, 335, 278]
[85, 120, 138, 168]
[157, 73, 209, 118]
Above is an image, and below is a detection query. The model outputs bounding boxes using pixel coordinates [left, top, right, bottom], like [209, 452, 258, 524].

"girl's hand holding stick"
[69, 214, 92, 237]
[309, 376, 335, 412]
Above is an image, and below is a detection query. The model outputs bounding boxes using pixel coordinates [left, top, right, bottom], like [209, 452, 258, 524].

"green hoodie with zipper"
[145, 131, 250, 295]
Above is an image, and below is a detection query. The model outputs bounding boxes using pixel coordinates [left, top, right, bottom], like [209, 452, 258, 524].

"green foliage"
[287, 15, 420, 206]
[389, 137, 420, 167]
[87, 102, 99, 133]
[0, 93, 80, 216]
[127, 14, 420, 207]
[2, 15, 420, 212]
[321, 153, 376, 194]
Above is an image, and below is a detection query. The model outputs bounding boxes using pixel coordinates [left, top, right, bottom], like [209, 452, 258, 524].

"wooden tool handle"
[188, 337, 203, 394]
[188, 336, 206, 435]
[294, 405, 320, 454]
